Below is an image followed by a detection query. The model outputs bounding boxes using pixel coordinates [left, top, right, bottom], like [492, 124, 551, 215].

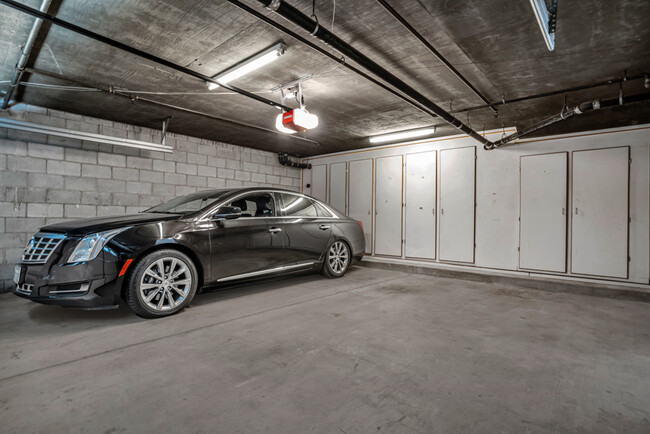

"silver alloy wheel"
[328, 241, 349, 275]
[139, 257, 192, 312]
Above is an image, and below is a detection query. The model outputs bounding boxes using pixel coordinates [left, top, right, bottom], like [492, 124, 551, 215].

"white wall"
[301, 125, 650, 285]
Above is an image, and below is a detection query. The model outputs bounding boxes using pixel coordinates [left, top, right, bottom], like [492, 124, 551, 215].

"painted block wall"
[0, 104, 301, 291]
[302, 125, 650, 285]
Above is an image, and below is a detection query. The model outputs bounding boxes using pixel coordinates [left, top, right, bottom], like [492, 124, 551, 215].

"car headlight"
[67, 227, 130, 263]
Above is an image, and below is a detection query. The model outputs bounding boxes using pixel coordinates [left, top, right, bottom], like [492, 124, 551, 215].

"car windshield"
[144, 189, 233, 214]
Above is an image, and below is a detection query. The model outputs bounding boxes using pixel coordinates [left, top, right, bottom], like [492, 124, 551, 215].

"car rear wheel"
[321, 240, 350, 278]
[125, 249, 198, 318]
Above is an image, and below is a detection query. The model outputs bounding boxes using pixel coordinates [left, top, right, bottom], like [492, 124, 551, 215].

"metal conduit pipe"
[374, 0, 498, 115]
[453, 73, 648, 114]
[226, 0, 445, 126]
[0, 0, 292, 112]
[1, 0, 53, 110]
[487, 92, 650, 149]
[278, 153, 311, 169]
[24, 67, 320, 146]
[255, 0, 492, 147]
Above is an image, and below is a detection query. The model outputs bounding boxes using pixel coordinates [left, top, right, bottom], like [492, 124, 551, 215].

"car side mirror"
[212, 206, 242, 220]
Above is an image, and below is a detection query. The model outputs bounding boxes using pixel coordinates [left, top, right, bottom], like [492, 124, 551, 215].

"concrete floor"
[1, 266, 649, 433]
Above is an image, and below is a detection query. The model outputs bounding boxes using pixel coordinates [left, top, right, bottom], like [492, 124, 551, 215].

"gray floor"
[1, 266, 649, 433]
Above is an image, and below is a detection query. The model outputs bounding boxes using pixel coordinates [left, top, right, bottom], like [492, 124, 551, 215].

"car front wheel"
[321, 240, 350, 278]
[125, 249, 198, 318]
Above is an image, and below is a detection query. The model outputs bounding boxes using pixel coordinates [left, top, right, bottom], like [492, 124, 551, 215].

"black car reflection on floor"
[13, 188, 365, 318]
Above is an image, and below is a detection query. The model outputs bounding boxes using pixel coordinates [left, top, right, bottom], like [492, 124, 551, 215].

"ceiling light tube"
[369, 127, 436, 144]
[207, 42, 287, 90]
[529, 0, 556, 51]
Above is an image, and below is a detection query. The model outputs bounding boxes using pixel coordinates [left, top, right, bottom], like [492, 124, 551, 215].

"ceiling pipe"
[374, 0, 498, 116]
[487, 92, 650, 149]
[453, 73, 648, 114]
[254, 0, 492, 147]
[24, 67, 320, 146]
[1, 0, 53, 110]
[226, 0, 445, 125]
[278, 152, 311, 169]
[0, 0, 292, 112]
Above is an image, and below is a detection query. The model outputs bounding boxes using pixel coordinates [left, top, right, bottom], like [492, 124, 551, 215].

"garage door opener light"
[275, 82, 319, 134]
[369, 127, 436, 144]
[207, 42, 287, 90]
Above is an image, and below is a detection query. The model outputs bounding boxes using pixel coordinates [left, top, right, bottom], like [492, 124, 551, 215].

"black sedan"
[13, 188, 365, 318]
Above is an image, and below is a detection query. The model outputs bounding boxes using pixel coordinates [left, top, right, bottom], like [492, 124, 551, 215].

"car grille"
[15, 283, 34, 295]
[21, 233, 66, 264]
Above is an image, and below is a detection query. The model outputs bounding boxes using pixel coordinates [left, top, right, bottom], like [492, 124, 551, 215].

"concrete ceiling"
[1, 0, 649, 157]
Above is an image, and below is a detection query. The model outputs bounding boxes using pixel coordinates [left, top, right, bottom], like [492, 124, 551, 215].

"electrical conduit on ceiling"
[1, 0, 53, 109]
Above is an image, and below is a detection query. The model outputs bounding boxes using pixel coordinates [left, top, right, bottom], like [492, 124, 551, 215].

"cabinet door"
[348, 159, 373, 254]
[405, 151, 436, 259]
[329, 162, 347, 213]
[571, 147, 629, 278]
[311, 164, 327, 203]
[375, 155, 403, 256]
[439, 147, 475, 263]
[519, 153, 568, 272]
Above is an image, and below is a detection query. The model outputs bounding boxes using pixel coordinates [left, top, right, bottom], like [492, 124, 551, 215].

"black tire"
[321, 240, 351, 278]
[125, 249, 198, 318]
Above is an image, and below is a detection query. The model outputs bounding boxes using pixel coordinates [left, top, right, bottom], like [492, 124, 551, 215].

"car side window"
[278, 193, 318, 217]
[314, 201, 334, 218]
[228, 194, 275, 218]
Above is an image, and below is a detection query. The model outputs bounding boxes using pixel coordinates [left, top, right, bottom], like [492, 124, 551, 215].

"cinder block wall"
[0, 105, 301, 291]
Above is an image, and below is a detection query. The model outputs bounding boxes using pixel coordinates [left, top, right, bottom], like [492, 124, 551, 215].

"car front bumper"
[13, 245, 128, 309]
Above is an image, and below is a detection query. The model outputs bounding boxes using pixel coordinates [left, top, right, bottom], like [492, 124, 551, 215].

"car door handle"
[268, 227, 282, 233]
[319, 224, 330, 230]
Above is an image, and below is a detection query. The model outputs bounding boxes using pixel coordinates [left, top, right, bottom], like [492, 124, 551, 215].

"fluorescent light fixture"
[529, 0, 557, 51]
[207, 42, 287, 90]
[369, 127, 436, 144]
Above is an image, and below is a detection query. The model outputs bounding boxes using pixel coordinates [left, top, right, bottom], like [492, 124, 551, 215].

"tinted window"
[145, 189, 232, 214]
[228, 193, 275, 218]
[278, 193, 318, 217]
[314, 201, 334, 217]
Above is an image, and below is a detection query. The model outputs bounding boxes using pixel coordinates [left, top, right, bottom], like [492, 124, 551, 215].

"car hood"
[40, 213, 184, 236]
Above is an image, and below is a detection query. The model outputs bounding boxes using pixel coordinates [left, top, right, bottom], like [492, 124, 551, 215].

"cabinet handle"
[575, 207, 578, 215]
[441, 208, 444, 215]
[562, 207, 565, 215]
